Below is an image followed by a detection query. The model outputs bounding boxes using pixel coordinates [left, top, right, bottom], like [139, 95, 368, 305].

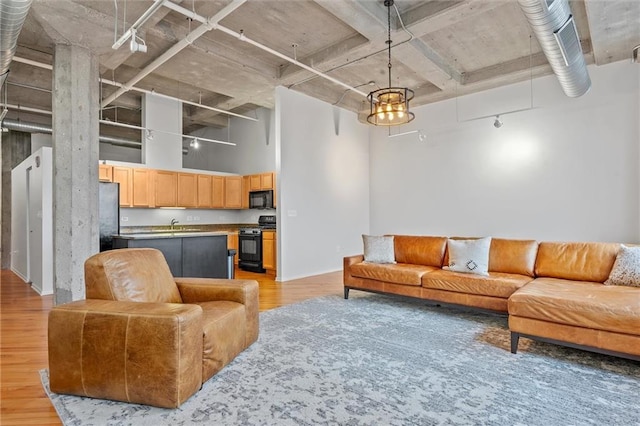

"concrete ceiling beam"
[584, 0, 640, 65]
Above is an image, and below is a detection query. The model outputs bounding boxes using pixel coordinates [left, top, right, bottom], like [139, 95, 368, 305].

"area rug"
[42, 293, 639, 425]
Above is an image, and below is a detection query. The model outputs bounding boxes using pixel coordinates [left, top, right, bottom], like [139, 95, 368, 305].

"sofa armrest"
[48, 299, 203, 408]
[175, 278, 259, 346]
[344, 255, 365, 288]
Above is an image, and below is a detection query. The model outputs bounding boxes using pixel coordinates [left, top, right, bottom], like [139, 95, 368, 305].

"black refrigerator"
[99, 182, 120, 251]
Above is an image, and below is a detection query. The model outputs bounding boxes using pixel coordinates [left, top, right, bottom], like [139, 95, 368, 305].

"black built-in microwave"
[249, 190, 274, 209]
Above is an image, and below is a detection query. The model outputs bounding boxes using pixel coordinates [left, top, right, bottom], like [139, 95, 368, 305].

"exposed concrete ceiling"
[3, 0, 639, 140]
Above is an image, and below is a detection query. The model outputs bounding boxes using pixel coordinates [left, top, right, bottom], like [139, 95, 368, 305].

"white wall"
[276, 87, 370, 280]
[142, 93, 182, 170]
[11, 147, 53, 295]
[370, 60, 640, 243]
[183, 107, 275, 174]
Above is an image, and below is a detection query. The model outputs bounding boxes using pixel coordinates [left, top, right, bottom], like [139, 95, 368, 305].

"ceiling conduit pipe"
[517, 0, 590, 97]
[0, 0, 33, 90]
[101, 0, 247, 108]
[2, 118, 142, 149]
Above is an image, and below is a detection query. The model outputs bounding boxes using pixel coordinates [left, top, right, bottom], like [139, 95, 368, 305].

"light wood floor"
[0, 268, 344, 425]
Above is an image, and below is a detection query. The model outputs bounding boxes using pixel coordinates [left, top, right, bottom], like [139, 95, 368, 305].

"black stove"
[238, 216, 276, 272]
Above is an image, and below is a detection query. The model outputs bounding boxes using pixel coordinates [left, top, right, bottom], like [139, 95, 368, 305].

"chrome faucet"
[170, 218, 179, 231]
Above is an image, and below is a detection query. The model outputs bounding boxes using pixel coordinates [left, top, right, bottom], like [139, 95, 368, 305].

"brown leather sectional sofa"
[343, 235, 640, 361]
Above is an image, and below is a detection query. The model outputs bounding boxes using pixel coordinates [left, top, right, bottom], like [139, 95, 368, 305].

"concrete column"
[1, 131, 31, 269]
[52, 44, 99, 304]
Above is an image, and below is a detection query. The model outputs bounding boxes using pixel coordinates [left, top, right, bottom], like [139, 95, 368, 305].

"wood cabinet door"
[249, 174, 261, 191]
[227, 232, 239, 265]
[112, 166, 132, 207]
[132, 168, 152, 207]
[212, 175, 225, 208]
[224, 176, 242, 208]
[241, 175, 250, 209]
[260, 172, 274, 190]
[178, 173, 198, 208]
[197, 175, 212, 208]
[98, 164, 113, 182]
[262, 231, 276, 270]
[155, 170, 178, 207]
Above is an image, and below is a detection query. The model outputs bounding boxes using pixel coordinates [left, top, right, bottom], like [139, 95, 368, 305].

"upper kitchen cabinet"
[154, 170, 178, 207]
[177, 173, 198, 208]
[261, 172, 274, 190]
[248, 172, 274, 191]
[212, 175, 225, 209]
[132, 168, 153, 207]
[197, 175, 212, 208]
[224, 176, 242, 209]
[98, 164, 112, 182]
[241, 175, 250, 209]
[112, 166, 133, 207]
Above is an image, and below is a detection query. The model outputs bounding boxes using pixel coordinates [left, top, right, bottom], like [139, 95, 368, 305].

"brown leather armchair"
[48, 248, 259, 408]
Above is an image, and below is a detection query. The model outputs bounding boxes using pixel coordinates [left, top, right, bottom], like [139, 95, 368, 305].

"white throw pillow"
[605, 245, 640, 287]
[362, 235, 396, 264]
[444, 237, 491, 276]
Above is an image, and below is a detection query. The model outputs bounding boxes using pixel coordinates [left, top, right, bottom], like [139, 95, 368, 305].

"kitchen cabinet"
[248, 172, 274, 191]
[112, 166, 133, 207]
[249, 174, 261, 191]
[227, 232, 239, 265]
[113, 233, 229, 278]
[241, 175, 250, 209]
[154, 170, 178, 207]
[178, 173, 198, 208]
[261, 172, 274, 190]
[197, 175, 212, 208]
[98, 164, 112, 182]
[262, 230, 276, 272]
[212, 175, 225, 208]
[224, 176, 242, 209]
[182, 236, 227, 278]
[132, 168, 153, 207]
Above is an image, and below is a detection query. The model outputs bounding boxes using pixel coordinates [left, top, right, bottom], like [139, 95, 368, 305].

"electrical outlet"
[287, 210, 297, 217]
[187, 216, 193, 221]
[336, 245, 341, 253]
[194, 216, 200, 221]
[121, 216, 128, 222]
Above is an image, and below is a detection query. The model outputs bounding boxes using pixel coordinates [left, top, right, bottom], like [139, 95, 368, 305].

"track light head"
[493, 115, 503, 128]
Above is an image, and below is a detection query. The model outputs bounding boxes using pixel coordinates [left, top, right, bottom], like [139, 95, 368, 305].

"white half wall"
[11, 147, 53, 295]
[276, 87, 370, 281]
[370, 60, 640, 243]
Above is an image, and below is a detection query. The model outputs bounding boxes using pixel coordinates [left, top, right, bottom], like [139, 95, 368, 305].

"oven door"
[239, 233, 265, 272]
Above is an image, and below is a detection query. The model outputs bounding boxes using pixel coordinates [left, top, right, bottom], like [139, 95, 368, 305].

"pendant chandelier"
[367, 0, 414, 126]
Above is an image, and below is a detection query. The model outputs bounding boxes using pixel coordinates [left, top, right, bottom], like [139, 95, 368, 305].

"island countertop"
[114, 231, 229, 240]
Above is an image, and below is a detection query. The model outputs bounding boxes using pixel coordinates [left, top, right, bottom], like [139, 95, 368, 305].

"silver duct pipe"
[0, 0, 33, 89]
[517, 0, 590, 97]
[2, 118, 142, 149]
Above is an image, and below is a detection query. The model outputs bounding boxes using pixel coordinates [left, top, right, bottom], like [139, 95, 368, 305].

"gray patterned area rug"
[42, 293, 639, 426]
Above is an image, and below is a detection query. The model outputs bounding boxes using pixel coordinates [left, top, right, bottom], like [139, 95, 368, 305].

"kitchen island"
[112, 231, 230, 279]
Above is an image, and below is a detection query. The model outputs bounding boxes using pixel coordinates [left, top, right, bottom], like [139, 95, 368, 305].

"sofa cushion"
[605, 245, 640, 287]
[534, 241, 619, 282]
[197, 300, 247, 381]
[363, 235, 396, 264]
[489, 238, 538, 277]
[392, 235, 447, 267]
[508, 278, 640, 336]
[443, 237, 491, 276]
[422, 269, 533, 299]
[350, 262, 438, 286]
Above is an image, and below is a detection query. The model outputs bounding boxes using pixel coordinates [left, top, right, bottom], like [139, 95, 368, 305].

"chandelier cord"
[387, 0, 392, 89]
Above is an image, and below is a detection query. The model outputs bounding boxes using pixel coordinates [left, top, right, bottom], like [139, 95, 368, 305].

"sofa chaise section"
[508, 241, 640, 361]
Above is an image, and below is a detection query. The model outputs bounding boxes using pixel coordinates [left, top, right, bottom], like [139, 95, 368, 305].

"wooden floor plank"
[0, 267, 343, 425]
